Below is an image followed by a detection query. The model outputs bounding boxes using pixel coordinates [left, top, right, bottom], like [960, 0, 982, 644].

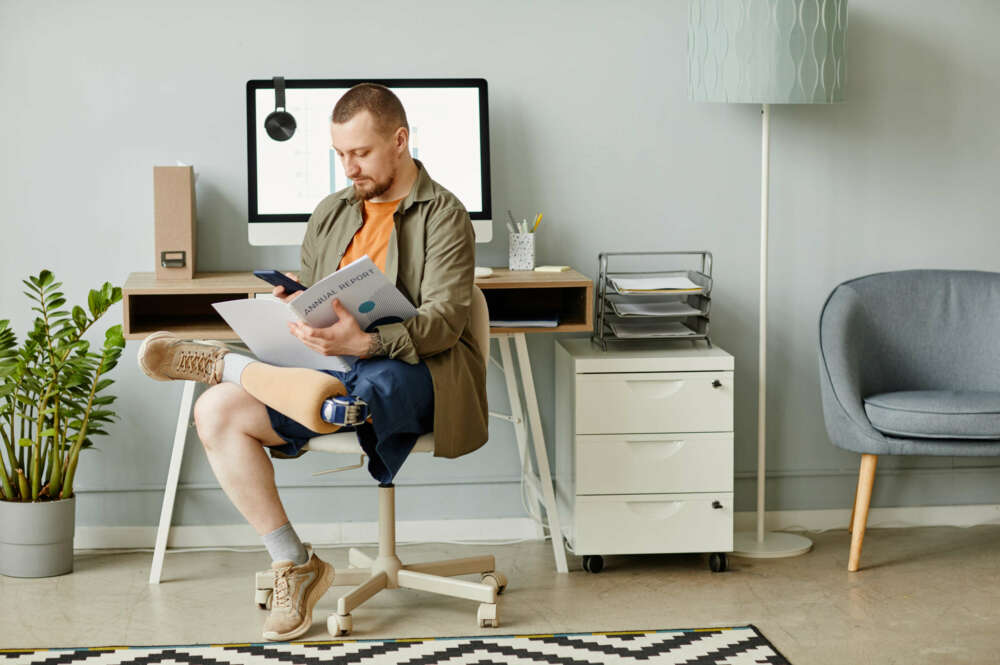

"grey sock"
[221, 352, 257, 386]
[262, 522, 309, 565]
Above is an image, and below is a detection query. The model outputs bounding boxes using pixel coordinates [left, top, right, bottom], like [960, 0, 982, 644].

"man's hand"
[288, 298, 375, 358]
[274, 272, 304, 304]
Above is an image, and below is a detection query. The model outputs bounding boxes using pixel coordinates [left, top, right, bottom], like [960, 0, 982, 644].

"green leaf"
[72, 306, 88, 329]
[101, 282, 113, 302]
[39, 428, 57, 437]
[39, 270, 54, 288]
[17, 438, 33, 448]
[48, 297, 66, 310]
[111, 287, 123, 304]
[87, 290, 101, 317]
[95, 378, 114, 392]
[91, 395, 117, 405]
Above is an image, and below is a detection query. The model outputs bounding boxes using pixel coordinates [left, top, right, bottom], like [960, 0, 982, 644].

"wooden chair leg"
[849, 481, 859, 533]
[848, 454, 878, 572]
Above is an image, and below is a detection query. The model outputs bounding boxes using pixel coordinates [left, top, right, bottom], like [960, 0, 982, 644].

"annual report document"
[212, 256, 417, 372]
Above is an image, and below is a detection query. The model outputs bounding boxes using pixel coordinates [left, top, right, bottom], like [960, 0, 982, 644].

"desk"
[124, 269, 592, 582]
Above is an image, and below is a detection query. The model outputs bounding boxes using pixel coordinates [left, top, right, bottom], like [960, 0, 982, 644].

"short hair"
[331, 83, 409, 137]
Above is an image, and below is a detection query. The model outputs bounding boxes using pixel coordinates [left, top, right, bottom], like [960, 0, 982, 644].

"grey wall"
[2, 0, 999, 529]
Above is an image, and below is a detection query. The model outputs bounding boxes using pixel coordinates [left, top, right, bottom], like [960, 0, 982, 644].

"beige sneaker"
[137, 331, 228, 384]
[262, 552, 335, 642]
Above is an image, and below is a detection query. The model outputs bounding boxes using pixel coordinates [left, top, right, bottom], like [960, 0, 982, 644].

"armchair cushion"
[864, 390, 1000, 440]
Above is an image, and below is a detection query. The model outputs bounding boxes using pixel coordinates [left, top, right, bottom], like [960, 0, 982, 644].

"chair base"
[253, 485, 507, 636]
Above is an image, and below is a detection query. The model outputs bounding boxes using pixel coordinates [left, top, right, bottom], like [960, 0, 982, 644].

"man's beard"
[355, 169, 395, 200]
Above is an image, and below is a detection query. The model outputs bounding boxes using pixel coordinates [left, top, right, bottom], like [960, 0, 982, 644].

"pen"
[506, 220, 516, 235]
[507, 209, 517, 226]
[532, 213, 542, 232]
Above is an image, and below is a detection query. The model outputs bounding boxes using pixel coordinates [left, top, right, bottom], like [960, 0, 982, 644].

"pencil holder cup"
[508, 232, 535, 271]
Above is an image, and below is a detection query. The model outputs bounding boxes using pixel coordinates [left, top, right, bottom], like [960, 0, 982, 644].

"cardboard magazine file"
[154, 165, 196, 280]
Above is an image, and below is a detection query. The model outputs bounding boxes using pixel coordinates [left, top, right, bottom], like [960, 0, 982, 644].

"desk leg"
[148, 379, 196, 584]
[496, 336, 545, 540]
[513, 333, 569, 574]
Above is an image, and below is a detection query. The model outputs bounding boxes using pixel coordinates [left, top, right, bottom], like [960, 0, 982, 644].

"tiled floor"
[2, 526, 999, 664]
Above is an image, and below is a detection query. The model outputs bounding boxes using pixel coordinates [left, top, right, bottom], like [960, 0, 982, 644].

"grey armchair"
[818, 270, 1000, 571]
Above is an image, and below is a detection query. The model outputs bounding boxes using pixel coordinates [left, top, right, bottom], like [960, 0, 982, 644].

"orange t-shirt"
[338, 198, 403, 273]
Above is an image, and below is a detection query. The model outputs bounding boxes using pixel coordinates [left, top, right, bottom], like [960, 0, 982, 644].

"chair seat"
[303, 431, 435, 454]
[864, 390, 1000, 440]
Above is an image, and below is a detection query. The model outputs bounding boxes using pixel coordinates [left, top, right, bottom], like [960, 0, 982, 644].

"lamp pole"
[758, 103, 770, 544]
[731, 104, 813, 558]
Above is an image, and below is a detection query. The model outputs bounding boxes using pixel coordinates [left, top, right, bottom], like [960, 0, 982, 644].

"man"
[137, 83, 488, 641]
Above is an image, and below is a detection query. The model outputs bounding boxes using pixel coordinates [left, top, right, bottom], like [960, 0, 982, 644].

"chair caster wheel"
[477, 603, 499, 628]
[709, 552, 728, 573]
[254, 589, 272, 610]
[582, 555, 604, 573]
[481, 571, 507, 594]
[328, 613, 352, 636]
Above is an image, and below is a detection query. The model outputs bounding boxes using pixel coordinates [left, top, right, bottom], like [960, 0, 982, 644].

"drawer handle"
[624, 379, 684, 399]
[712, 379, 722, 388]
[625, 440, 685, 458]
[625, 501, 683, 520]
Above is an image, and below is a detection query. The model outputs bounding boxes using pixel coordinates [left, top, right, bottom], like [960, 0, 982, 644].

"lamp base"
[731, 531, 813, 558]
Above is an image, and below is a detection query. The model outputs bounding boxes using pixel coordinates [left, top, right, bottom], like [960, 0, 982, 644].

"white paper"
[212, 256, 417, 371]
[610, 276, 701, 293]
[212, 299, 353, 372]
[609, 298, 700, 317]
[608, 319, 696, 338]
[489, 317, 560, 328]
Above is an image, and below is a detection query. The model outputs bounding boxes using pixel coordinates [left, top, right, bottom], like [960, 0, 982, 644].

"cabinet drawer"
[576, 433, 733, 495]
[575, 372, 733, 434]
[573, 493, 733, 555]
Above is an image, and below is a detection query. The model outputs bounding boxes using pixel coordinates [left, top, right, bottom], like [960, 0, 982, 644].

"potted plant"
[0, 270, 124, 578]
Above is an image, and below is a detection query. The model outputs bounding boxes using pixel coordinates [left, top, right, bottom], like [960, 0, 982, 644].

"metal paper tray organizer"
[592, 251, 714, 350]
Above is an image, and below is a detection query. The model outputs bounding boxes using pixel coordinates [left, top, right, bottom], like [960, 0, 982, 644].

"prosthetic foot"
[320, 395, 371, 426]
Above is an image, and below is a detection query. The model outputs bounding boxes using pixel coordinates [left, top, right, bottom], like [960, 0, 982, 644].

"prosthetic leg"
[239, 363, 369, 433]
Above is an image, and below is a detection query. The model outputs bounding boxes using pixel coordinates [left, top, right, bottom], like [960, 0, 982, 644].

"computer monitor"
[246, 78, 492, 246]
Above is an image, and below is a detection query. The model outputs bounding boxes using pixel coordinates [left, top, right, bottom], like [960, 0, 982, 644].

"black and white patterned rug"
[0, 625, 789, 664]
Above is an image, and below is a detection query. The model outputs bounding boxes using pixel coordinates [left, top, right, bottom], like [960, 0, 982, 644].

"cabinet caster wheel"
[254, 589, 272, 610]
[709, 552, 727, 573]
[582, 555, 604, 573]
[481, 571, 507, 594]
[328, 613, 352, 636]
[477, 603, 499, 628]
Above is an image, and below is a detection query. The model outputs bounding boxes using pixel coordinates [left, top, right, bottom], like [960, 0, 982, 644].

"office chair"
[253, 286, 507, 635]
[818, 270, 1000, 572]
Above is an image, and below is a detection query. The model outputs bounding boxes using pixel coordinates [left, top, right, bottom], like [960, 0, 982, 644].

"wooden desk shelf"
[123, 272, 270, 340]
[477, 268, 593, 334]
[123, 268, 594, 339]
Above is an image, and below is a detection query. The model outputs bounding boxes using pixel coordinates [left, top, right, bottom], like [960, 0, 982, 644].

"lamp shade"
[688, 0, 847, 104]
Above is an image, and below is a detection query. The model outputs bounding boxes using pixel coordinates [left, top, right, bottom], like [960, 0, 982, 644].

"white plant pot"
[0, 496, 75, 578]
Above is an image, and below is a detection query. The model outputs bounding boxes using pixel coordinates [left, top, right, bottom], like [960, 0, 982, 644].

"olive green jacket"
[298, 160, 488, 459]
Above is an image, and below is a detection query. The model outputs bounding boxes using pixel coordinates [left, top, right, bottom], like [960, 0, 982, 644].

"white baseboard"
[74, 505, 1000, 551]
[733, 503, 1000, 533]
[74, 518, 541, 550]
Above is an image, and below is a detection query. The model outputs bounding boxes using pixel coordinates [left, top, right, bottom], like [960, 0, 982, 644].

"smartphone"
[253, 270, 306, 294]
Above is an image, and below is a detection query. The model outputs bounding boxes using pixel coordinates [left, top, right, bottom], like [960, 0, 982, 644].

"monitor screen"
[246, 78, 491, 246]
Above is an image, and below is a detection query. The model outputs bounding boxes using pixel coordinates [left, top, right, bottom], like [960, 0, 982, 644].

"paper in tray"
[607, 295, 701, 318]
[609, 275, 702, 294]
[607, 319, 698, 338]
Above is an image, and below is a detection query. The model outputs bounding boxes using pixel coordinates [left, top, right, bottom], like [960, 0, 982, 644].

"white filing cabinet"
[554, 339, 734, 573]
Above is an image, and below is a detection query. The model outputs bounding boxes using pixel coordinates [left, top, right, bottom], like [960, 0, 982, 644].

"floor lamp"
[688, 0, 847, 557]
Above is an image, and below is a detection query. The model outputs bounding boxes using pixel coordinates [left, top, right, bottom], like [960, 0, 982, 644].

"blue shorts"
[265, 357, 434, 484]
